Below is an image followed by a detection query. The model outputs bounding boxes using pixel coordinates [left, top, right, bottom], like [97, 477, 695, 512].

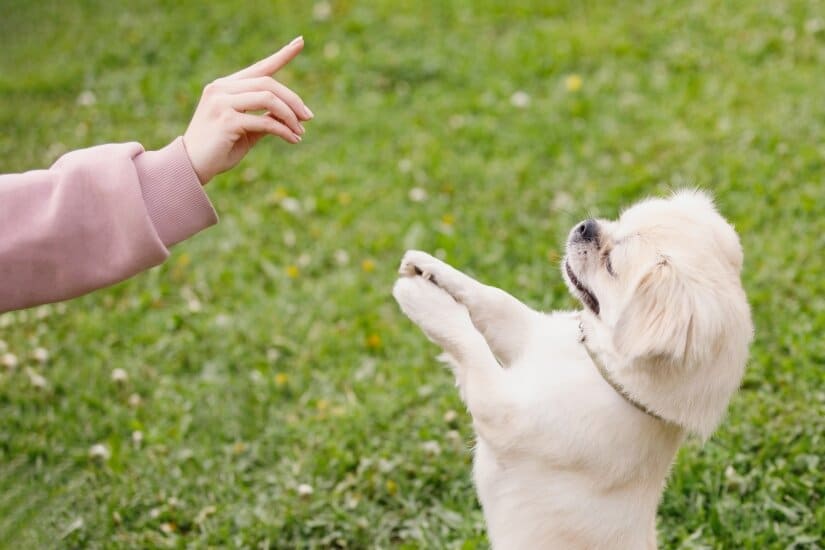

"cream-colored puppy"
[392, 190, 752, 549]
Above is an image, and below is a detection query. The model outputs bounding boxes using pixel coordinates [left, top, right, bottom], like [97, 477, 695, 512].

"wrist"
[181, 134, 212, 185]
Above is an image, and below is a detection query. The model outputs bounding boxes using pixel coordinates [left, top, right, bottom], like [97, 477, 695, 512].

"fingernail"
[289, 36, 304, 46]
[294, 134, 302, 143]
[298, 123, 305, 134]
[303, 106, 314, 119]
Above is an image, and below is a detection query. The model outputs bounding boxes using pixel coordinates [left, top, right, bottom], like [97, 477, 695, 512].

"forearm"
[0, 138, 217, 313]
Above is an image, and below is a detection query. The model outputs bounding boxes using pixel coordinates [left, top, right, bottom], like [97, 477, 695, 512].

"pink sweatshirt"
[0, 137, 217, 313]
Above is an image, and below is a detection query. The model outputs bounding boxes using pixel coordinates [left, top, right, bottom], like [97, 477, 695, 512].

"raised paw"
[398, 250, 443, 280]
[392, 275, 474, 345]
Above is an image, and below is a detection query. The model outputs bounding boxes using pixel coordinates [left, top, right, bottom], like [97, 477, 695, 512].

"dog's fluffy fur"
[392, 190, 752, 549]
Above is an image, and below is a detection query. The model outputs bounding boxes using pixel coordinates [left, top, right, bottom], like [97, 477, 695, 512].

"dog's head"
[562, 190, 753, 435]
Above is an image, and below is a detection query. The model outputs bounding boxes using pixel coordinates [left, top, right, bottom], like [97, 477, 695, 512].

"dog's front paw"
[398, 250, 443, 281]
[393, 276, 472, 342]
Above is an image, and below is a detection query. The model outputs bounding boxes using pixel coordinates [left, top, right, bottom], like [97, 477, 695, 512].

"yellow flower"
[565, 74, 583, 92]
[338, 192, 352, 205]
[232, 441, 247, 455]
[361, 259, 375, 273]
[386, 479, 398, 496]
[286, 265, 300, 279]
[441, 213, 455, 226]
[316, 399, 329, 412]
[366, 333, 382, 349]
[274, 372, 288, 387]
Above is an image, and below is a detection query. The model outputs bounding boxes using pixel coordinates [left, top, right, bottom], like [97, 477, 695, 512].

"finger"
[235, 113, 301, 144]
[219, 77, 313, 120]
[228, 36, 304, 80]
[229, 91, 303, 135]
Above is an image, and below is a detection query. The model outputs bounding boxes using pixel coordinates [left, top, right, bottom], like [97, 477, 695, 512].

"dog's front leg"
[393, 275, 523, 436]
[398, 250, 539, 365]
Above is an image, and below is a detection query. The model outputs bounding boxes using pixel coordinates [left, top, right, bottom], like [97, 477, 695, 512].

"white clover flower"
[443, 409, 458, 423]
[77, 90, 96, 106]
[323, 42, 340, 60]
[1, 352, 18, 369]
[334, 249, 350, 265]
[131, 430, 144, 446]
[26, 368, 48, 389]
[111, 368, 128, 384]
[280, 197, 301, 213]
[313, 1, 331, 20]
[187, 298, 202, 313]
[128, 393, 142, 407]
[88, 443, 110, 461]
[397, 158, 413, 173]
[32, 347, 49, 363]
[421, 440, 442, 456]
[297, 483, 314, 496]
[297, 253, 311, 267]
[446, 430, 462, 443]
[510, 91, 531, 108]
[408, 187, 428, 203]
[283, 230, 297, 247]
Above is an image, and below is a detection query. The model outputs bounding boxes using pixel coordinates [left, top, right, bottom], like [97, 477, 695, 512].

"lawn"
[1, 0, 824, 548]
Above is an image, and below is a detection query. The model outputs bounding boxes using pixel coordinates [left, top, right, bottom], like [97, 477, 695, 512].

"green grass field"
[1, 0, 824, 547]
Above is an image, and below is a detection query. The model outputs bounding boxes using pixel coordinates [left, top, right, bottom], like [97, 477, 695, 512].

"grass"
[1, 0, 824, 547]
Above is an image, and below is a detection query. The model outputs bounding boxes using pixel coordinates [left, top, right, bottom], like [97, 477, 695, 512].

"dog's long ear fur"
[613, 258, 694, 365]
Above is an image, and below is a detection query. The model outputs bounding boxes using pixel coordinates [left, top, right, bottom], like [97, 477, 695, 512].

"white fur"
[392, 190, 752, 549]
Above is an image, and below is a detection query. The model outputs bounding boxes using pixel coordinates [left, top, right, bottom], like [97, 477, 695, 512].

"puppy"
[392, 190, 752, 549]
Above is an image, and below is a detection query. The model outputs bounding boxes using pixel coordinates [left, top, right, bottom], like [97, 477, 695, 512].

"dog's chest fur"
[471, 312, 683, 549]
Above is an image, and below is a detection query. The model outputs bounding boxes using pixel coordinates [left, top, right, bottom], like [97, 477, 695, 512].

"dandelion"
[32, 347, 49, 363]
[385, 479, 398, 496]
[333, 249, 350, 265]
[408, 187, 428, 202]
[286, 265, 300, 279]
[366, 333, 381, 349]
[441, 213, 455, 226]
[274, 372, 288, 387]
[361, 259, 375, 273]
[111, 368, 128, 384]
[565, 74, 583, 92]
[88, 443, 110, 461]
[421, 440, 442, 456]
[297, 483, 314, 497]
[510, 90, 531, 108]
[1, 352, 18, 369]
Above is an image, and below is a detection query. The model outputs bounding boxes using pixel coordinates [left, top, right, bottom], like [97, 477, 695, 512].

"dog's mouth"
[565, 261, 600, 315]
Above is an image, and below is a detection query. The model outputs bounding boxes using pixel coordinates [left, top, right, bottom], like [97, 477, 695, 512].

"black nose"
[576, 219, 598, 242]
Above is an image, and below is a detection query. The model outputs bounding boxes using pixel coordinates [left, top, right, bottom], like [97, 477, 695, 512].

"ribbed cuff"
[134, 137, 218, 247]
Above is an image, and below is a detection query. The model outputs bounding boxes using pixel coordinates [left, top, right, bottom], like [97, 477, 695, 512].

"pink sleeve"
[0, 137, 217, 313]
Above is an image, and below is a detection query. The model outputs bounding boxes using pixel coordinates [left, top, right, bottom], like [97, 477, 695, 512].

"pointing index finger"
[228, 36, 304, 80]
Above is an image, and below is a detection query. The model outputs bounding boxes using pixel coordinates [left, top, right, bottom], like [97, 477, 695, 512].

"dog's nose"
[576, 219, 598, 242]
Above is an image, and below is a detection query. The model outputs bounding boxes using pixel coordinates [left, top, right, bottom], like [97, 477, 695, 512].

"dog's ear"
[613, 258, 694, 365]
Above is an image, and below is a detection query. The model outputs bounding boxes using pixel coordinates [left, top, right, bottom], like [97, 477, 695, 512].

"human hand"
[183, 36, 313, 184]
